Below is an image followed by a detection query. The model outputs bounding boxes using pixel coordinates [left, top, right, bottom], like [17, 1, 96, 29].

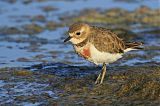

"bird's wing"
[90, 27, 125, 53]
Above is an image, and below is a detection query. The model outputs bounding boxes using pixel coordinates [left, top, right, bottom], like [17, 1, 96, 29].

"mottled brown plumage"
[64, 22, 143, 84]
[68, 23, 141, 53]
[125, 42, 143, 49]
[89, 26, 125, 53]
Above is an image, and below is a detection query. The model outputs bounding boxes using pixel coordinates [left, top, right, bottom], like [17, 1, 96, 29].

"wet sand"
[0, 0, 159, 105]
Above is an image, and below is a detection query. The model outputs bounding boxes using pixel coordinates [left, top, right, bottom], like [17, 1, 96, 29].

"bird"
[64, 23, 142, 84]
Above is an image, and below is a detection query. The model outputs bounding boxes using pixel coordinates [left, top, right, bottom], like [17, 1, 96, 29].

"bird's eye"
[76, 32, 81, 35]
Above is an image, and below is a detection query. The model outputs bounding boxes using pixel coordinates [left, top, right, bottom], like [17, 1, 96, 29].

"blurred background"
[0, 0, 159, 68]
[0, 0, 160, 105]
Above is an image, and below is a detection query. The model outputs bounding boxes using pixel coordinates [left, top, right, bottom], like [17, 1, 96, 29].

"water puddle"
[120, 58, 150, 66]
[0, 0, 159, 26]
[0, 0, 160, 105]
[0, 80, 58, 105]
[0, 0, 159, 69]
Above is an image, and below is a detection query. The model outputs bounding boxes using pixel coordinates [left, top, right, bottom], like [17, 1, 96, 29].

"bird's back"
[88, 26, 126, 53]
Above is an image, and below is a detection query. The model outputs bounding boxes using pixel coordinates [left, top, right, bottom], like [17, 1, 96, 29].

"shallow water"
[0, 0, 159, 26]
[0, 0, 159, 68]
[0, 72, 59, 105]
[0, 1, 160, 105]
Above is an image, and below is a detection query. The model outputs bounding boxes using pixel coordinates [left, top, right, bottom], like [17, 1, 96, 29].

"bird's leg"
[95, 72, 101, 84]
[95, 63, 106, 84]
[100, 63, 106, 84]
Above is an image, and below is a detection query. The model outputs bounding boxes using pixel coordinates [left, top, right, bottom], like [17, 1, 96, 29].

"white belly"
[89, 44, 123, 65]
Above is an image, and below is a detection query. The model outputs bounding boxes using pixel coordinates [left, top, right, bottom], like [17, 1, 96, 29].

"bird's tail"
[124, 42, 143, 52]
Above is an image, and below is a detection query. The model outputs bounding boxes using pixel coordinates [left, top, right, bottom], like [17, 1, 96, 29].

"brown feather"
[88, 26, 125, 53]
[125, 42, 143, 49]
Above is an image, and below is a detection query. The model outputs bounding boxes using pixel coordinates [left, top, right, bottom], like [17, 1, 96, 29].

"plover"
[64, 23, 142, 84]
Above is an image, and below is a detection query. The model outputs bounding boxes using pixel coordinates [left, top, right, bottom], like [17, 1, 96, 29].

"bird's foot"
[95, 73, 101, 84]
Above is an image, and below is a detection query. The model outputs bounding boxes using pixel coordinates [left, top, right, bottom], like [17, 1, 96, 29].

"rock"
[23, 24, 44, 35]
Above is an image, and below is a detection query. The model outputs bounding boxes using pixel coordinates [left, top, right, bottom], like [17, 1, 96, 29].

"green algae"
[56, 66, 160, 106]
[0, 1, 159, 105]
[0, 64, 160, 105]
[61, 6, 160, 28]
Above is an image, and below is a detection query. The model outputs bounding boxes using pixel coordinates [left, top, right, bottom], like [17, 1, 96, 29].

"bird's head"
[64, 23, 90, 45]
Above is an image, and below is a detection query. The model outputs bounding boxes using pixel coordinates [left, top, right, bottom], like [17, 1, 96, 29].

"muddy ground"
[0, 0, 160, 105]
[0, 64, 160, 105]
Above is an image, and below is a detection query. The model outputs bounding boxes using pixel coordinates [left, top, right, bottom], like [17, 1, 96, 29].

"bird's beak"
[64, 36, 72, 43]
